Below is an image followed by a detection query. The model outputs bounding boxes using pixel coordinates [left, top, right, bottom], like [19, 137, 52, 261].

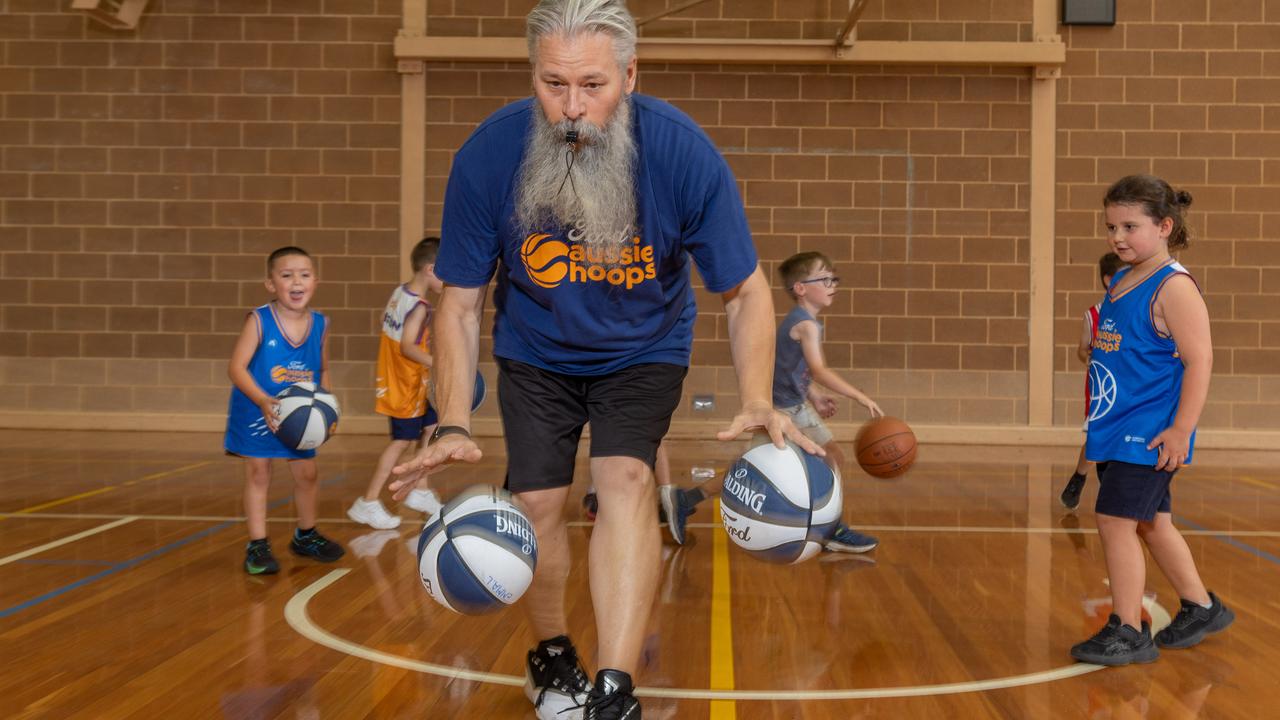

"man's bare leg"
[589, 455, 661, 674]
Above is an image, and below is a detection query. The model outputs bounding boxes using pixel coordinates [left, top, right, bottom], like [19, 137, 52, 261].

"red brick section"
[1, 1, 1277, 428]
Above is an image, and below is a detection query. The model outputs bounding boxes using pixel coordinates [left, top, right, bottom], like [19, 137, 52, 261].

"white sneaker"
[346, 498, 402, 529]
[405, 488, 443, 516]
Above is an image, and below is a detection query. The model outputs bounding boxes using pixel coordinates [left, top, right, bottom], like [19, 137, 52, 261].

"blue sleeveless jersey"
[1085, 261, 1197, 466]
[772, 306, 818, 408]
[224, 304, 328, 459]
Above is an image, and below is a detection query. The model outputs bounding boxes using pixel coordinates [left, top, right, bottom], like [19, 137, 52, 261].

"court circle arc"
[287, 570, 1174, 702]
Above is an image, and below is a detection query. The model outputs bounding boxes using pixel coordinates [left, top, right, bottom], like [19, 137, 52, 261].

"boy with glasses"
[773, 251, 885, 553]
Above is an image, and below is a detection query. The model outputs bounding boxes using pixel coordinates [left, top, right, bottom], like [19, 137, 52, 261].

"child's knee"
[244, 460, 272, 487]
[290, 459, 319, 484]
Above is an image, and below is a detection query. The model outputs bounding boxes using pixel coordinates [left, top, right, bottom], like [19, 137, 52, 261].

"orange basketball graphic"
[521, 233, 570, 288]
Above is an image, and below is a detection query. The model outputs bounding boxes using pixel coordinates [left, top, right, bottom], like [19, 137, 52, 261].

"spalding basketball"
[855, 416, 917, 479]
[417, 485, 537, 615]
[719, 440, 843, 564]
[273, 382, 340, 451]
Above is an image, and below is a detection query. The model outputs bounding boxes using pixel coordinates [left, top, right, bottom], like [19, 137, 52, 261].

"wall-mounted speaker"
[1062, 0, 1115, 26]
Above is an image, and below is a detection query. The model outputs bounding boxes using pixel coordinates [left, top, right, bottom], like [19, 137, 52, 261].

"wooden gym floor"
[0, 429, 1275, 719]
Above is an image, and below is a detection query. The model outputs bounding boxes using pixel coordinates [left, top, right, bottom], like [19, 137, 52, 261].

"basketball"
[719, 440, 843, 564]
[427, 371, 487, 424]
[416, 485, 538, 615]
[855, 416, 917, 479]
[273, 382, 340, 451]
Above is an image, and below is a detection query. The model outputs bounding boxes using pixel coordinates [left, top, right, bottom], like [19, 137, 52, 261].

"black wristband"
[430, 425, 471, 443]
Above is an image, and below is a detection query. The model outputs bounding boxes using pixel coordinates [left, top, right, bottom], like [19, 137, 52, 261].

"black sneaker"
[1070, 614, 1159, 666]
[1060, 472, 1087, 510]
[1155, 591, 1234, 649]
[289, 529, 345, 562]
[582, 491, 598, 522]
[584, 669, 640, 720]
[524, 635, 591, 720]
[244, 539, 279, 575]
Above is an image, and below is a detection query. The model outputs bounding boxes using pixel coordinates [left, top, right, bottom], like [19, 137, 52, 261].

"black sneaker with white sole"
[584, 669, 640, 720]
[1070, 614, 1159, 666]
[1155, 591, 1234, 649]
[525, 635, 592, 720]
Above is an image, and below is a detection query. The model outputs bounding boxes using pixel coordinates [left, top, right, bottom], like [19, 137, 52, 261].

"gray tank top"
[773, 305, 819, 408]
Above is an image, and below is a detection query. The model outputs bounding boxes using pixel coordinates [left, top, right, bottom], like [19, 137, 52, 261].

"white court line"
[7, 513, 1280, 538]
[287, 569, 1110, 701]
[0, 516, 138, 566]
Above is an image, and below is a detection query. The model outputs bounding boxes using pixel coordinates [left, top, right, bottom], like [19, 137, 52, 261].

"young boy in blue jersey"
[1070, 175, 1232, 666]
[1059, 251, 1124, 511]
[226, 246, 345, 575]
[772, 251, 885, 553]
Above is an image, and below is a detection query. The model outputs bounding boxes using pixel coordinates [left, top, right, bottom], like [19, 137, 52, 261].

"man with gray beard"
[391, 1, 818, 718]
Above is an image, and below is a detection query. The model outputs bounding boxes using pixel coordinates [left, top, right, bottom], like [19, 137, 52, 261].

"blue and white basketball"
[273, 382, 340, 451]
[425, 371, 487, 425]
[417, 485, 538, 615]
[719, 440, 843, 564]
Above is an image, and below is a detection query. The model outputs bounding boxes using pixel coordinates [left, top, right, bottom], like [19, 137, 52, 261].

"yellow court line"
[709, 499, 736, 720]
[122, 461, 213, 486]
[1238, 475, 1279, 491]
[15, 486, 118, 514]
[7, 461, 212, 515]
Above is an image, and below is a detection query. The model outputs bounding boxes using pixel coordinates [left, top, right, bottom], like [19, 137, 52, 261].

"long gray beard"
[515, 97, 637, 252]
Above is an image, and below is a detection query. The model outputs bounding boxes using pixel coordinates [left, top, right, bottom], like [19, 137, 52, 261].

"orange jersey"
[375, 285, 432, 418]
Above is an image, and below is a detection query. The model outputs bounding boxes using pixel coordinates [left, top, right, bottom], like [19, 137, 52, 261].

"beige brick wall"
[0, 1, 1276, 433]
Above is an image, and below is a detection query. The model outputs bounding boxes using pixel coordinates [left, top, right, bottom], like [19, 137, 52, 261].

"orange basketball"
[854, 416, 917, 479]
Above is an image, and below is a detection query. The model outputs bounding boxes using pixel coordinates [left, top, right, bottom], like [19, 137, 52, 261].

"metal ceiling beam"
[835, 0, 871, 48]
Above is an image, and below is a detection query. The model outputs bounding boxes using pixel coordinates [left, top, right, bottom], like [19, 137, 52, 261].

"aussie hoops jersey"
[1085, 261, 1198, 466]
[375, 284, 432, 418]
[224, 304, 328, 459]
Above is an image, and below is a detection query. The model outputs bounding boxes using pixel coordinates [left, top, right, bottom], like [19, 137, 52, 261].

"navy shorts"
[496, 358, 686, 493]
[1095, 461, 1174, 521]
[388, 411, 436, 441]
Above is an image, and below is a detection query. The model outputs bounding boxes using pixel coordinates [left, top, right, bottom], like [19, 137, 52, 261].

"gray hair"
[526, 0, 638, 70]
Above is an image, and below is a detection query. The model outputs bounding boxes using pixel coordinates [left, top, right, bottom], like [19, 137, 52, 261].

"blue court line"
[0, 473, 347, 620]
[1176, 514, 1280, 567]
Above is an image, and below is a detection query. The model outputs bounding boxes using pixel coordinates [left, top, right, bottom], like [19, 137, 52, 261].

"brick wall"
[0, 0, 1277, 433]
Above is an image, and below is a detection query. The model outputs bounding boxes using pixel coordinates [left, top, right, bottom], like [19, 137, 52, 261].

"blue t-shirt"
[1085, 261, 1197, 466]
[436, 94, 758, 376]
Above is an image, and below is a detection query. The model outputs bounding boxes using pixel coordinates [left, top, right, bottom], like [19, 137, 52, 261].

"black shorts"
[497, 358, 687, 493]
[1095, 460, 1173, 521]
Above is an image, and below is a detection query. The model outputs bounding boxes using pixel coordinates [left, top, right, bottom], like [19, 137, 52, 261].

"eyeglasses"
[798, 276, 840, 288]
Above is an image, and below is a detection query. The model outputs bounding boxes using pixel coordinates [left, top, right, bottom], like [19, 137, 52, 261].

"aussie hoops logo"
[1087, 360, 1116, 422]
[270, 361, 314, 385]
[520, 228, 657, 291]
[521, 233, 571, 288]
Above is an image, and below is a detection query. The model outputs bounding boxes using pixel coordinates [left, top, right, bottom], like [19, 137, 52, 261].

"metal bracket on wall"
[70, 0, 150, 30]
